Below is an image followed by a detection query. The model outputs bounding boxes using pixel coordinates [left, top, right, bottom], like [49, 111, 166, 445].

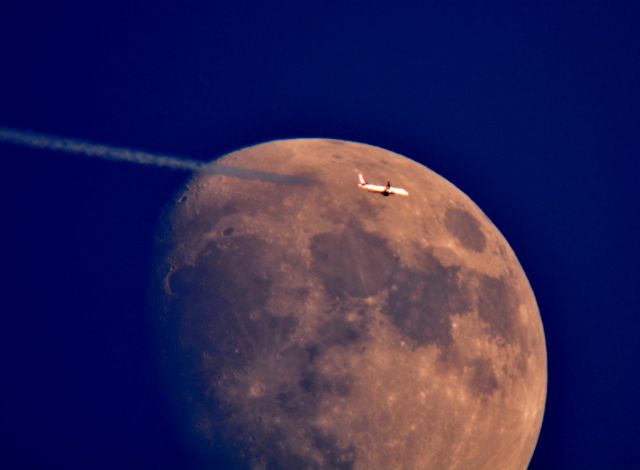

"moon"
[154, 139, 546, 469]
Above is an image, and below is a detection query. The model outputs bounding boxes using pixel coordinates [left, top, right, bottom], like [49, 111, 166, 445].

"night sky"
[1, 1, 639, 468]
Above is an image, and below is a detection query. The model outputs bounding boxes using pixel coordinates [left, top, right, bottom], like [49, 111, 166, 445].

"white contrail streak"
[0, 126, 309, 185]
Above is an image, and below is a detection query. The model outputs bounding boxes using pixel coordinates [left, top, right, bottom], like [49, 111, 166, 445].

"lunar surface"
[154, 139, 546, 469]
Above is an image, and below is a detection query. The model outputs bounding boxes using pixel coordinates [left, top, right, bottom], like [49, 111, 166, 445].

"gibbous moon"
[154, 139, 546, 469]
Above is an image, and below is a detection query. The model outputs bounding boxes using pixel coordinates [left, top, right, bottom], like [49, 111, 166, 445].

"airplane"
[357, 174, 409, 197]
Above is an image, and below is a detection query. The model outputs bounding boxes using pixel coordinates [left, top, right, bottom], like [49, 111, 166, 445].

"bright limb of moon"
[0, 126, 308, 185]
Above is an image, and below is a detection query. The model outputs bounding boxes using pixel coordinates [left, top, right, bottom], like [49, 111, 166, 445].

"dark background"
[1, 1, 638, 468]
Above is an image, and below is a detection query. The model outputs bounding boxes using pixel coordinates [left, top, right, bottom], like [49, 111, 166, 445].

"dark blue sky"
[1, 1, 639, 468]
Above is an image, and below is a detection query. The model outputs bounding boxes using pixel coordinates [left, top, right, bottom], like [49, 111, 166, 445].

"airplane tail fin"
[358, 174, 367, 185]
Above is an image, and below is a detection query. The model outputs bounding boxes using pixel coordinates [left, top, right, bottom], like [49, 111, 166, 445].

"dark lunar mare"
[387, 250, 472, 351]
[310, 222, 397, 300]
[312, 222, 522, 398]
[444, 208, 487, 252]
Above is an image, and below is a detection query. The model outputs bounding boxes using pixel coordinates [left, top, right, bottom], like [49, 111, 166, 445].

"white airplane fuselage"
[357, 174, 409, 197]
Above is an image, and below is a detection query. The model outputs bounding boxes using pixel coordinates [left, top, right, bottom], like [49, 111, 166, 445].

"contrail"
[0, 126, 309, 185]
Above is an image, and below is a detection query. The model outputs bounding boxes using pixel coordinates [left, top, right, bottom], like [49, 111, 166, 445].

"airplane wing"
[387, 186, 409, 196]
